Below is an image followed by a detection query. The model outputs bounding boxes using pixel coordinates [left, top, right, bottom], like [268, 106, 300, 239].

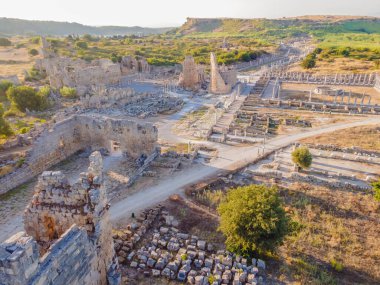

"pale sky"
[1, 0, 380, 27]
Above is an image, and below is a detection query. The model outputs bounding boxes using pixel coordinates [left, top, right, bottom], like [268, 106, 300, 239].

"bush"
[218, 185, 289, 256]
[0, 104, 12, 137]
[0, 38, 11, 46]
[75, 41, 88, 49]
[0, 80, 13, 101]
[6, 86, 49, 112]
[301, 54, 316, 69]
[371, 180, 380, 201]
[60, 86, 77, 99]
[330, 259, 344, 272]
[28, 48, 39, 56]
[291, 146, 313, 169]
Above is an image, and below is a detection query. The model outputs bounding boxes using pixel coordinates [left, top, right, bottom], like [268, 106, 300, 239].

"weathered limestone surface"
[210, 52, 237, 95]
[178, 56, 205, 91]
[0, 115, 158, 194]
[375, 74, 380, 92]
[0, 152, 121, 285]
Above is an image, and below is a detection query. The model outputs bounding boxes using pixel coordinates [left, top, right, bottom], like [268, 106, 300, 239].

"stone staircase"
[212, 96, 246, 135]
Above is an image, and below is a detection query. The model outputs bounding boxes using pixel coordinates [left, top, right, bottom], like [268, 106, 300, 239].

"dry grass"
[288, 57, 380, 74]
[0, 37, 41, 79]
[272, 183, 380, 284]
[301, 125, 380, 151]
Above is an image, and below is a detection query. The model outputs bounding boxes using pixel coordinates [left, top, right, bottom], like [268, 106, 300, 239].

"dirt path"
[1, 117, 378, 242]
[109, 117, 379, 222]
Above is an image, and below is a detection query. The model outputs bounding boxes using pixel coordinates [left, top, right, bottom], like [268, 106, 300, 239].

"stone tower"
[209, 52, 237, 95]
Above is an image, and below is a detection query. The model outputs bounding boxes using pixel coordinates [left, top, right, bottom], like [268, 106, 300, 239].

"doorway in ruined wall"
[109, 140, 122, 156]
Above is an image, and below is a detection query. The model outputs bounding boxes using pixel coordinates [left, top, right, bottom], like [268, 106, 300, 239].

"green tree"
[0, 38, 11, 46]
[301, 54, 316, 69]
[218, 185, 289, 256]
[28, 48, 39, 56]
[6, 86, 48, 112]
[0, 103, 12, 137]
[291, 146, 313, 169]
[371, 180, 380, 201]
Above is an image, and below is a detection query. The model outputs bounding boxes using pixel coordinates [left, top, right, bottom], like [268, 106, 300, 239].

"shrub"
[75, 41, 88, 49]
[0, 80, 13, 101]
[371, 180, 380, 201]
[330, 259, 344, 272]
[291, 146, 313, 169]
[301, 54, 316, 69]
[0, 104, 12, 137]
[28, 48, 39, 56]
[60, 86, 77, 99]
[218, 185, 289, 256]
[6, 86, 49, 112]
[0, 38, 11, 46]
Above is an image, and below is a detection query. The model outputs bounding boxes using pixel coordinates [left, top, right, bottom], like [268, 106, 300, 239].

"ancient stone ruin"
[36, 37, 150, 94]
[0, 114, 158, 194]
[178, 56, 205, 91]
[209, 52, 237, 95]
[0, 151, 121, 285]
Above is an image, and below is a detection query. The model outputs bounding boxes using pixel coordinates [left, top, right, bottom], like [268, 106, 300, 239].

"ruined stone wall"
[81, 87, 153, 109]
[37, 39, 150, 91]
[0, 115, 158, 194]
[0, 152, 120, 285]
[209, 52, 237, 94]
[178, 56, 205, 91]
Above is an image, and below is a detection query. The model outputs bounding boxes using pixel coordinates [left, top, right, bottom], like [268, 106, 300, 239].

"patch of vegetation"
[0, 80, 13, 102]
[60, 86, 77, 99]
[0, 103, 13, 137]
[372, 180, 380, 202]
[28, 48, 39, 56]
[6, 85, 49, 112]
[0, 37, 11, 46]
[218, 184, 289, 256]
[291, 146, 313, 169]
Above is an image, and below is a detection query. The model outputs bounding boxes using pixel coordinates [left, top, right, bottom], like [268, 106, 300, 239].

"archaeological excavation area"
[0, 26, 380, 285]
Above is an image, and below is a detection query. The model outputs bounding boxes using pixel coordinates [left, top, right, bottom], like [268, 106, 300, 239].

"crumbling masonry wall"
[178, 56, 205, 91]
[209, 52, 237, 94]
[0, 115, 158, 194]
[0, 152, 120, 285]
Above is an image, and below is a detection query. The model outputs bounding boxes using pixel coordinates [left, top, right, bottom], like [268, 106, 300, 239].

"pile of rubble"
[116, 209, 266, 284]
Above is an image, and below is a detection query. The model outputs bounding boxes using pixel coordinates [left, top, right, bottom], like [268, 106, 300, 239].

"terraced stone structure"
[0, 152, 121, 285]
[0, 115, 158, 194]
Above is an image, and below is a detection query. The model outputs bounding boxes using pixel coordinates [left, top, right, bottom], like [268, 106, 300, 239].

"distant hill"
[174, 16, 380, 37]
[0, 18, 174, 36]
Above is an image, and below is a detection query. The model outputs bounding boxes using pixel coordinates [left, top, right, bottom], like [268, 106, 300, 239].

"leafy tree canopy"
[218, 185, 289, 256]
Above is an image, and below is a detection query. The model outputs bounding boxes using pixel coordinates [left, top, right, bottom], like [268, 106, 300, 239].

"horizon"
[1, 0, 380, 27]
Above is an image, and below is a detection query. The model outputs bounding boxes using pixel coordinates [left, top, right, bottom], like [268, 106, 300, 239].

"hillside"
[175, 16, 380, 38]
[0, 18, 173, 36]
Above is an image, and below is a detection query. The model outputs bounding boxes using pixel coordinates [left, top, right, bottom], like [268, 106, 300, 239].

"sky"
[1, 0, 380, 27]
